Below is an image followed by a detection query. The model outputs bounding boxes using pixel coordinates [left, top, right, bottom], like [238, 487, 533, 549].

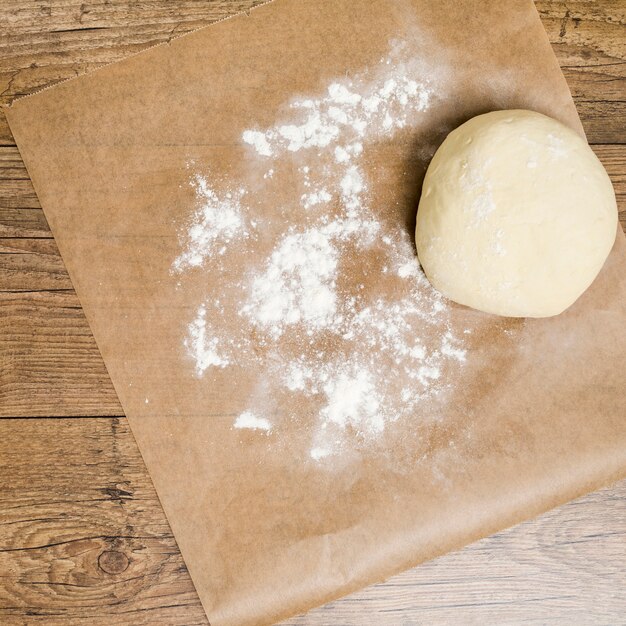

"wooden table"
[1, 1, 624, 624]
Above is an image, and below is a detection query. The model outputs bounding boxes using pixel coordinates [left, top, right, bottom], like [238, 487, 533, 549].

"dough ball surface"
[415, 109, 617, 317]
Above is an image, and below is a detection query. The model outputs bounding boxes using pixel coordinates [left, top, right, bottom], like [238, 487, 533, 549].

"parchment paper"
[6, 1, 626, 624]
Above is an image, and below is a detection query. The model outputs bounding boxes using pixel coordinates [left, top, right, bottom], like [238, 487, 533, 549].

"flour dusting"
[173, 42, 468, 462]
[240, 227, 341, 337]
[185, 305, 229, 374]
[234, 411, 272, 432]
[173, 175, 246, 271]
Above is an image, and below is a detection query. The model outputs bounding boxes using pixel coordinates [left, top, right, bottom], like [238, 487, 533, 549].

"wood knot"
[98, 550, 130, 575]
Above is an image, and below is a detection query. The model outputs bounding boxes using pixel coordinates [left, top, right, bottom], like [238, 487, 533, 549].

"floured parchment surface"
[6, 1, 625, 624]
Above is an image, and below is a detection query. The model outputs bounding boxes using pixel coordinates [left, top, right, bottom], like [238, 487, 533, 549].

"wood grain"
[0, 1, 623, 144]
[0, 291, 122, 417]
[536, 0, 626, 144]
[0, 419, 623, 625]
[0, 418, 207, 625]
[0, 1, 625, 624]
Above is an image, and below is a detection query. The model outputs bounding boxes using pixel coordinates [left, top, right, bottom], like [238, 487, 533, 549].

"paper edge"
[268, 468, 626, 625]
[1, 0, 279, 108]
[525, 0, 587, 140]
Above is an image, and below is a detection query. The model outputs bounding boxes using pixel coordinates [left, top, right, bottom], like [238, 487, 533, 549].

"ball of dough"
[415, 109, 617, 317]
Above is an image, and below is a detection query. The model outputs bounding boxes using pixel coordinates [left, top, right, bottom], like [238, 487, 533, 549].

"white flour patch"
[320, 366, 384, 433]
[310, 447, 332, 461]
[240, 227, 340, 337]
[173, 175, 246, 271]
[185, 305, 229, 375]
[301, 189, 332, 209]
[174, 42, 469, 462]
[243, 130, 273, 157]
[234, 411, 272, 432]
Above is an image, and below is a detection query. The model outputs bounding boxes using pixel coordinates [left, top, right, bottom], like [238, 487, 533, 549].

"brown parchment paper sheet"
[5, 1, 626, 624]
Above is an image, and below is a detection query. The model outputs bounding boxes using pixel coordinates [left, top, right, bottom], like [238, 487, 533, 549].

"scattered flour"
[240, 227, 340, 335]
[241, 73, 430, 158]
[174, 42, 468, 461]
[234, 411, 272, 432]
[185, 305, 229, 374]
[301, 189, 332, 209]
[320, 367, 384, 433]
[310, 447, 332, 461]
[242, 130, 273, 157]
[173, 175, 246, 271]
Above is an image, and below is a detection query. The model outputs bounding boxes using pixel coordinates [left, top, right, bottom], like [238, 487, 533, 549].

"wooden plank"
[577, 101, 626, 145]
[0, 251, 71, 291]
[0, 418, 207, 625]
[0, 238, 56, 254]
[0, 291, 122, 417]
[0, 178, 40, 209]
[537, 0, 626, 67]
[0, 418, 623, 625]
[536, 1, 626, 144]
[0, 212, 51, 239]
[0, 146, 31, 178]
[1, 1, 625, 145]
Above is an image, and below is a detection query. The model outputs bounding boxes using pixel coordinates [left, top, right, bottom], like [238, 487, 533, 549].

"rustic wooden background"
[1, 1, 624, 624]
